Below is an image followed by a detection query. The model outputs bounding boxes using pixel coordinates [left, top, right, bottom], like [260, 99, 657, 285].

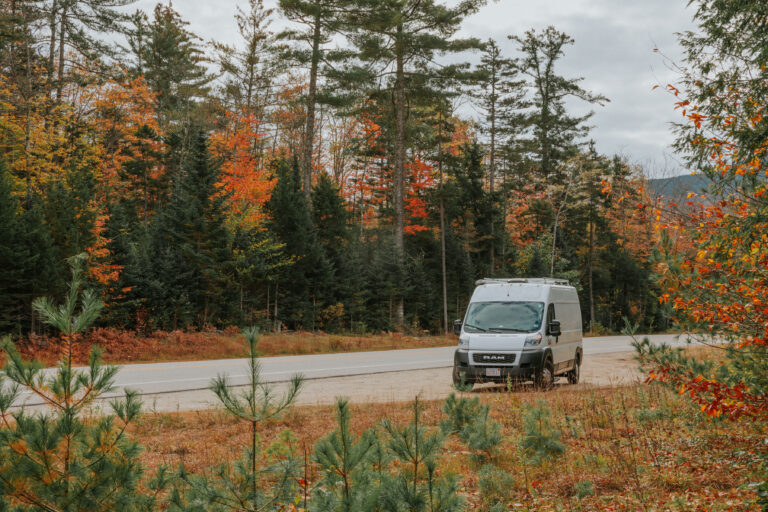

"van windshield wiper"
[464, 323, 488, 332]
[490, 328, 529, 333]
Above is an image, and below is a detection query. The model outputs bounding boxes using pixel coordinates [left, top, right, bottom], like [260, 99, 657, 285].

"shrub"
[573, 480, 595, 499]
[520, 400, 564, 465]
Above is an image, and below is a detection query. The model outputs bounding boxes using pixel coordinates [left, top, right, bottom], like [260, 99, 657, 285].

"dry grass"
[8, 328, 453, 366]
[129, 383, 764, 511]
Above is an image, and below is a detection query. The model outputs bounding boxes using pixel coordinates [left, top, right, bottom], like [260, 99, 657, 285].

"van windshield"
[463, 302, 545, 333]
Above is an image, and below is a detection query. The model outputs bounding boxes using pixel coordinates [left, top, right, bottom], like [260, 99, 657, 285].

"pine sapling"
[381, 397, 463, 512]
[441, 393, 502, 463]
[520, 400, 564, 465]
[312, 398, 377, 512]
[0, 253, 167, 511]
[170, 326, 303, 511]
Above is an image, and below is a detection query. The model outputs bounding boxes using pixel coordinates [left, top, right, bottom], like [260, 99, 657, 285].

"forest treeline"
[0, 0, 670, 336]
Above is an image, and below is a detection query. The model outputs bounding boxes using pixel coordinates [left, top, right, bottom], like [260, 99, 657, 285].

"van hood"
[463, 332, 529, 352]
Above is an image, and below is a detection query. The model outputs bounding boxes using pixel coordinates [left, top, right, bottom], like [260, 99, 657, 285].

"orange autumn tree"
[403, 157, 434, 235]
[634, 101, 768, 419]
[210, 110, 276, 228]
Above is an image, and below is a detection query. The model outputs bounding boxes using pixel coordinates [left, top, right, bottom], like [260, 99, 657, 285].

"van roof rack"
[475, 277, 570, 286]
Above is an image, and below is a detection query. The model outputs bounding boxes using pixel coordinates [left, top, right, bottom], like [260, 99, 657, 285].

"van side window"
[547, 304, 555, 324]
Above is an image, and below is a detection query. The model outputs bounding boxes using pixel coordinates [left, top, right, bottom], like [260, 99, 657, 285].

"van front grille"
[473, 353, 516, 364]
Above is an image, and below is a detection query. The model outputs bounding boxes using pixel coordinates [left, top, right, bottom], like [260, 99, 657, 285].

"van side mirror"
[452, 319, 462, 335]
[548, 320, 561, 337]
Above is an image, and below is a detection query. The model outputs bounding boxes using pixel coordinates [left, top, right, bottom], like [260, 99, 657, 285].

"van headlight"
[458, 336, 469, 349]
[524, 333, 542, 346]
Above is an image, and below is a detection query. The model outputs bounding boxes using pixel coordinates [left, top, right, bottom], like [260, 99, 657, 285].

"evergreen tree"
[445, 142, 496, 278]
[215, 0, 282, 118]
[380, 398, 463, 512]
[39, 0, 134, 104]
[138, 4, 212, 125]
[339, 0, 485, 327]
[312, 173, 350, 310]
[509, 27, 608, 183]
[278, 0, 349, 200]
[313, 399, 378, 511]
[0, 254, 168, 511]
[41, 162, 97, 275]
[473, 39, 526, 274]
[268, 159, 330, 330]
[0, 163, 56, 335]
[170, 327, 303, 511]
[147, 131, 234, 329]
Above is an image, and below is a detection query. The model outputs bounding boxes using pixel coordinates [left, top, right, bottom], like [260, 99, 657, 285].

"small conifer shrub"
[0, 254, 168, 511]
[520, 400, 564, 465]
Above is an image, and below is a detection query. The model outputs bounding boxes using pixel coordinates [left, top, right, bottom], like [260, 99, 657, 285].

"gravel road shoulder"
[139, 351, 644, 412]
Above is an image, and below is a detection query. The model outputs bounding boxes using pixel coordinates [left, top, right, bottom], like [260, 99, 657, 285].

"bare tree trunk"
[438, 112, 448, 334]
[47, 0, 58, 96]
[273, 279, 279, 333]
[393, 26, 406, 328]
[588, 218, 595, 332]
[501, 163, 507, 273]
[550, 217, 558, 277]
[302, 13, 322, 204]
[55, 5, 67, 104]
[489, 76, 496, 276]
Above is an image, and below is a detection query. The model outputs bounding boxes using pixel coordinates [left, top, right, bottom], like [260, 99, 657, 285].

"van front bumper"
[454, 349, 544, 383]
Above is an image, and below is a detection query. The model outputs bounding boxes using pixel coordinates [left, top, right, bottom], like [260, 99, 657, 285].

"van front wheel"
[535, 358, 554, 391]
[567, 357, 581, 385]
[452, 366, 473, 391]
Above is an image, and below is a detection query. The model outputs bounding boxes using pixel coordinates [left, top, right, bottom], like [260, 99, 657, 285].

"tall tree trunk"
[588, 217, 595, 333]
[47, 0, 58, 96]
[438, 112, 448, 334]
[55, 5, 67, 104]
[501, 162, 507, 273]
[489, 71, 496, 276]
[302, 13, 322, 204]
[393, 26, 406, 328]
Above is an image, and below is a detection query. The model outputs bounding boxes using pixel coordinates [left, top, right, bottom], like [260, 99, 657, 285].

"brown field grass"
[129, 382, 764, 511]
[7, 328, 453, 367]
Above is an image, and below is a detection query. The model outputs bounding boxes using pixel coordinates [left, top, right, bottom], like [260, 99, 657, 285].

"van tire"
[535, 358, 555, 391]
[452, 366, 473, 391]
[567, 356, 581, 385]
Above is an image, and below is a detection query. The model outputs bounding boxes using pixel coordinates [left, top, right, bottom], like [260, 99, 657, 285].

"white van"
[452, 278, 583, 389]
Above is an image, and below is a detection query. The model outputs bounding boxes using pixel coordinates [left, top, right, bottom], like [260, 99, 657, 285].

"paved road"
[9, 334, 690, 409]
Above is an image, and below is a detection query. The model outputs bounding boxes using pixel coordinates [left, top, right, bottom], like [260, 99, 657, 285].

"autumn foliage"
[637, 83, 768, 420]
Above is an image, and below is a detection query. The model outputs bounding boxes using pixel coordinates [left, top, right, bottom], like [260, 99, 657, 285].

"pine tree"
[520, 400, 564, 465]
[473, 39, 526, 274]
[39, 0, 134, 104]
[0, 254, 168, 511]
[267, 159, 330, 330]
[313, 399, 378, 511]
[148, 130, 234, 329]
[170, 327, 303, 511]
[138, 4, 212, 125]
[215, 0, 282, 118]
[380, 398, 463, 512]
[312, 173, 350, 311]
[278, 0, 349, 200]
[339, 0, 485, 328]
[0, 164, 54, 335]
[509, 27, 608, 183]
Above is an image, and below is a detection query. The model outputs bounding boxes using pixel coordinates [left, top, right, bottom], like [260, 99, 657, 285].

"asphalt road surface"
[10, 333, 693, 411]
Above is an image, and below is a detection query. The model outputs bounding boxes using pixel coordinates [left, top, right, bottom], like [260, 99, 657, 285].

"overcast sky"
[133, 0, 697, 177]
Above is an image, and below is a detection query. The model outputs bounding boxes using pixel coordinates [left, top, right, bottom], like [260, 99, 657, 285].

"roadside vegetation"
[1, 267, 760, 509]
[133, 384, 762, 511]
[5, 328, 454, 367]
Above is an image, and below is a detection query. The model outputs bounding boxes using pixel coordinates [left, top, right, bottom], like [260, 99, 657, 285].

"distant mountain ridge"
[646, 174, 711, 199]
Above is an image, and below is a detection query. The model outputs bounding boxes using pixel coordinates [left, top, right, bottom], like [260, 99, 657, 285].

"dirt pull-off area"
[140, 351, 643, 412]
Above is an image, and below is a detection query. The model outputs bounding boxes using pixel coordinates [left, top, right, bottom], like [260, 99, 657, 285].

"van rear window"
[464, 302, 545, 333]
